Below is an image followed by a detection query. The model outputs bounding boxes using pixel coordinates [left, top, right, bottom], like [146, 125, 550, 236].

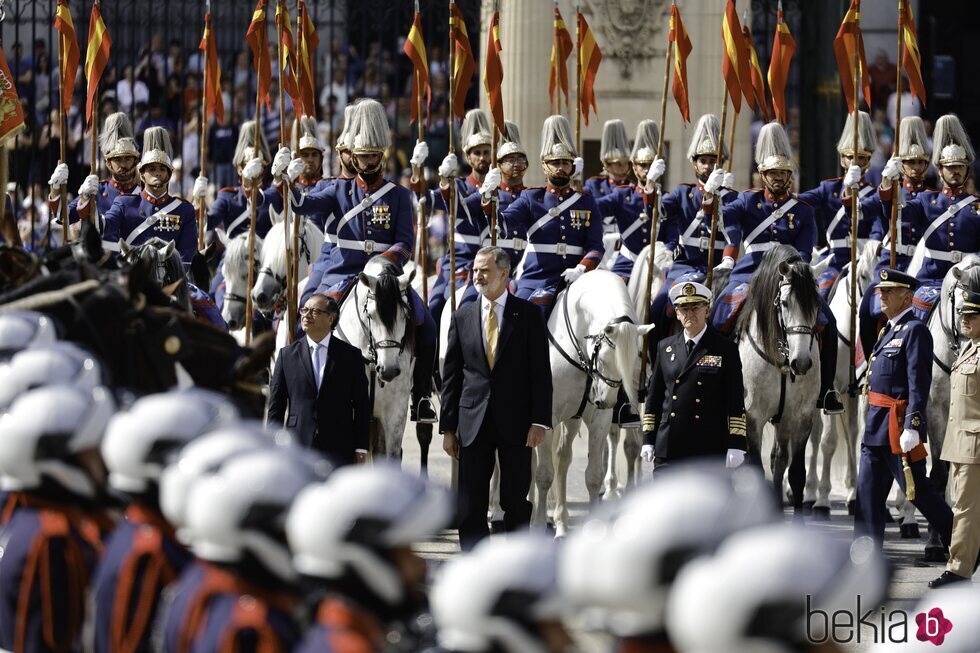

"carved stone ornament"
[582, 0, 669, 79]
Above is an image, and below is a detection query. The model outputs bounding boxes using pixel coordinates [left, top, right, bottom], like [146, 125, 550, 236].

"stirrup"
[616, 403, 642, 428]
[821, 390, 845, 415]
[412, 397, 438, 424]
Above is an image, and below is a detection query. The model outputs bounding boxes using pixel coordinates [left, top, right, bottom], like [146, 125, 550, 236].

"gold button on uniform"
[670, 412, 676, 417]
[695, 415, 700, 420]
[696, 398, 701, 403]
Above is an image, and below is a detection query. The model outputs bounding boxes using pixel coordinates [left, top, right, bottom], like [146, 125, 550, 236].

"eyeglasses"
[300, 307, 328, 317]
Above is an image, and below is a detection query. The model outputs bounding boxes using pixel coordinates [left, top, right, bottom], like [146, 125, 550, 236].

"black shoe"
[617, 403, 642, 428]
[928, 571, 970, 589]
[820, 390, 845, 415]
[412, 397, 438, 424]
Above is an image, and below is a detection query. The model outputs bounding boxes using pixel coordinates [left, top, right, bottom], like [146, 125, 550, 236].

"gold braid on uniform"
[729, 413, 747, 437]
[642, 413, 656, 432]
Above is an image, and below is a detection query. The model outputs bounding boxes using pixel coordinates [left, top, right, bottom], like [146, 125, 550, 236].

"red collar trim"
[764, 189, 791, 203]
[355, 176, 385, 192]
[546, 183, 574, 196]
[466, 173, 482, 189]
[500, 181, 524, 195]
[110, 178, 138, 194]
[903, 179, 927, 193]
[942, 186, 970, 198]
[141, 190, 171, 205]
[298, 175, 323, 186]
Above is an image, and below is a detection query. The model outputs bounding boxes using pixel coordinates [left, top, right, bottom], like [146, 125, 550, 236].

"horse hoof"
[900, 523, 921, 539]
[811, 506, 831, 521]
[846, 500, 856, 516]
[801, 500, 815, 515]
[922, 546, 949, 564]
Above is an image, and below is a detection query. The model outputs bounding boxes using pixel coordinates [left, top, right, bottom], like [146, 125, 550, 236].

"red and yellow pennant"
[899, 0, 926, 107]
[484, 9, 504, 134]
[403, 11, 430, 126]
[742, 21, 770, 122]
[450, 1, 475, 120]
[246, 0, 272, 110]
[834, 0, 871, 113]
[199, 9, 225, 122]
[549, 5, 573, 113]
[84, 1, 112, 125]
[297, 1, 319, 118]
[721, 0, 748, 114]
[768, 1, 795, 124]
[577, 11, 602, 126]
[275, 0, 302, 114]
[0, 49, 26, 144]
[54, 0, 80, 119]
[669, 2, 693, 124]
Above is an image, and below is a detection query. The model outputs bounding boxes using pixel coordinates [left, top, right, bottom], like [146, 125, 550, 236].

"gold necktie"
[486, 305, 499, 368]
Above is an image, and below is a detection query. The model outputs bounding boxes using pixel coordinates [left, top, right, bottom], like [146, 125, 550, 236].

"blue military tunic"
[857, 306, 953, 544]
[205, 185, 277, 240]
[711, 189, 818, 333]
[585, 175, 631, 232]
[90, 505, 192, 653]
[503, 185, 604, 315]
[799, 178, 882, 298]
[102, 191, 199, 266]
[596, 184, 660, 281]
[51, 178, 139, 232]
[265, 175, 336, 234]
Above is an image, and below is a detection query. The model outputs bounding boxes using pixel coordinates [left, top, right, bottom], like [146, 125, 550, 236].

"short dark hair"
[475, 246, 511, 275]
[306, 293, 339, 319]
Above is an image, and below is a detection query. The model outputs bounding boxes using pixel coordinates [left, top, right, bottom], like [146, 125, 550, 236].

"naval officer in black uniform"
[642, 281, 748, 472]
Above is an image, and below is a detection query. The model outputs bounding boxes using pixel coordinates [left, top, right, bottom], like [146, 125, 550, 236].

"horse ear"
[398, 266, 416, 289]
[953, 267, 964, 281]
[778, 260, 791, 277]
[163, 240, 176, 259]
[636, 323, 655, 336]
[358, 271, 372, 290]
[119, 239, 131, 256]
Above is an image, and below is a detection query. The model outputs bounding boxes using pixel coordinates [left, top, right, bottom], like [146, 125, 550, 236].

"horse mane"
[222, 232, 253, 282]
[260, 221, 289, 274]
[736, 245, 820, 362]
[371, 256, 404, 332]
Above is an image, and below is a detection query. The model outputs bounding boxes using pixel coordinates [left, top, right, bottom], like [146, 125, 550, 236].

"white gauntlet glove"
[723, 172, 735, 190]
[572, 157, 584, 181]
[193, 176, 209, 200]
[843, 164, 862, 189]
[646, 158, 666, 184]
[242, 157, 265, 183]
[726, 449, 746, 468]
[78, 174, 100, 199]
[48, 163, 70, 189]
[882, 156, 902, 181]
[640, 444, 654, 463]
[714, 256, 735, 272]
[561, 264, 587, 284]
[480, 167, 502, 196]
[703, 168, 726, 195]
[271, 146, 292, 179]
[410, 140, 429, 167]
[899, 429, 920, 453]
[439, 153, 459, 179]
[285, 158, 305, 183]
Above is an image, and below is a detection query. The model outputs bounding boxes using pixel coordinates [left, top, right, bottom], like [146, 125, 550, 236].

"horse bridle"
[772, 281, 816, 371]
[352, 279, 411, 365]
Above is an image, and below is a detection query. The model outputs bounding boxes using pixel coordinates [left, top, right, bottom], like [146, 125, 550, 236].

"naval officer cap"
[669, 281, 711, 307]
[875, 268, 920, 291]
[959, 288, 980, 315]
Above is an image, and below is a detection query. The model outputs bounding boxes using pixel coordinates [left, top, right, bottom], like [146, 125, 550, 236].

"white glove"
[286, 158, 305, 183]
[242, 157, 264, 183]
[78, 174, 100, 199]
[480, 167, 502, 196]
[899, 429, 920, 453]
[714, 256, 735, 272]
[882, 156, 902, 181]
[640, 444, 654, 463]
[646, 158, 666, 184]
[439, 153, 459, 179]
[271, 146, 292, 178]
[703, 168, 726, 195]
[726, 449, 746, 468]
[723, 172, 735, 190]
[410, 140, 429, 167]
[572, 157, 584, 181]
[193, 175, 209, 200]
[48, 163, 69, 189]
[843, 164, 862, 189]
[561, 264, 587, 284]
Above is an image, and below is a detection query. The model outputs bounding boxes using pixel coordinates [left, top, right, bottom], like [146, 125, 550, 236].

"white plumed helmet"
[101, 388, 240, 496]
[0, 342, 105, 409]
[432, 534, 566, 653]
[0, 311, 59, 361]
[668, 525, 889, 653]
[0, 385, 116, 498]
[560, 463, 779, 638]
[186, 446, 332, 583]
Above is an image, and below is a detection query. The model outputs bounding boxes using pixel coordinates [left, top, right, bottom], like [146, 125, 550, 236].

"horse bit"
[773, 281, 816, 375]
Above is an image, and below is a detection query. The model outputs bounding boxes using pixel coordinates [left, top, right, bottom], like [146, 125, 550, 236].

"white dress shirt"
[307, 333, 330, 389]
[684, 324, 708, 351]
[887, 306, 914, 331]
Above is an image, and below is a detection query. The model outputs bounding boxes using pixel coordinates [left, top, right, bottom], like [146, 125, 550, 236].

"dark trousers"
[856, 443, 954, 545]
[457, 413, 532, 551]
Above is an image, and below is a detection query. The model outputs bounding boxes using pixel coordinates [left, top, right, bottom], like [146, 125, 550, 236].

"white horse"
[215, 230, 261, 335]
[532, 270, 653, 536]
[803, 244, 875, 517]
[251, 214, 324, 315]
[737, 246, 822, 511]
[331, 256, 416, 459]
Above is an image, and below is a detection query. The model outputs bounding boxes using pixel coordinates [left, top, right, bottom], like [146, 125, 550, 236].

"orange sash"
[867, 391, 928, 462]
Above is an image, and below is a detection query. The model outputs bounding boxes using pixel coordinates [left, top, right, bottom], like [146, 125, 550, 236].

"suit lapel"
[297, 338, 316, 391]
[678, 330, 710, 376]
[468, 303, 491, 374]
[494, 295, 519, 362]
[318, 337, 337, 397]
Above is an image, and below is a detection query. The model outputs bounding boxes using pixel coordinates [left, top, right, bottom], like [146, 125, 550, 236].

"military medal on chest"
[569, 209, 591, 229]
[156, 213, 181, 232]
[370, 203, 392, 230]
[787, 212, 795, 230]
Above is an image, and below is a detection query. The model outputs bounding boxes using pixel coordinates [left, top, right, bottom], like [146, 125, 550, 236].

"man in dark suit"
[440, 246, 553, 550]
[267, 293, 370, 465]
[642, 281, 747, 472]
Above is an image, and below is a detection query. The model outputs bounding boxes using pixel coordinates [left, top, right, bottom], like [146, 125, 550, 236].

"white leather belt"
[496, 237, 525, 251]
[337, 238, 378, 253]
[827, 238, 869, 249]
[924, 248, 969, 263]
[618, 245, 638, 262]
[453, 232, 483, 246]
[679, 235, 725, 251]
[526, 243, 583, 257]
[745, 242, 778, 254]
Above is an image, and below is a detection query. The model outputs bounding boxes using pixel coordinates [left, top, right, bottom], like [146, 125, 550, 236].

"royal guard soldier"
[859, 115, 934, 357]
[641, 281, 747, 471]
[264, 115, 332, 233]
[586, 119, 633, 238]
[158, 447, 331, 653]
[647, 115, 737, 347]
[430, 121, 528, 322]
[286, 465, 453, 653]
[456, 108, 494, 197]
[595, 119, 662, 283]
[857, 268, 953, 550]
[710, 121, 844, 414]
[878, 114, 980, 321]
[48, 112, 141, 234]
[799, 110, 884, 299]
[89, 389, 239, 653]
[930, 284, 980, 588]
[92, 127, 199, 266]
[502, 115, 603, 317]
[0, 385, 116, 653]
[283, 99, 439, 423]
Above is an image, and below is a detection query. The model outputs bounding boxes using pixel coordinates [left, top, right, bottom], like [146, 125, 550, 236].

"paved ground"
[398, 419, 969, 652]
